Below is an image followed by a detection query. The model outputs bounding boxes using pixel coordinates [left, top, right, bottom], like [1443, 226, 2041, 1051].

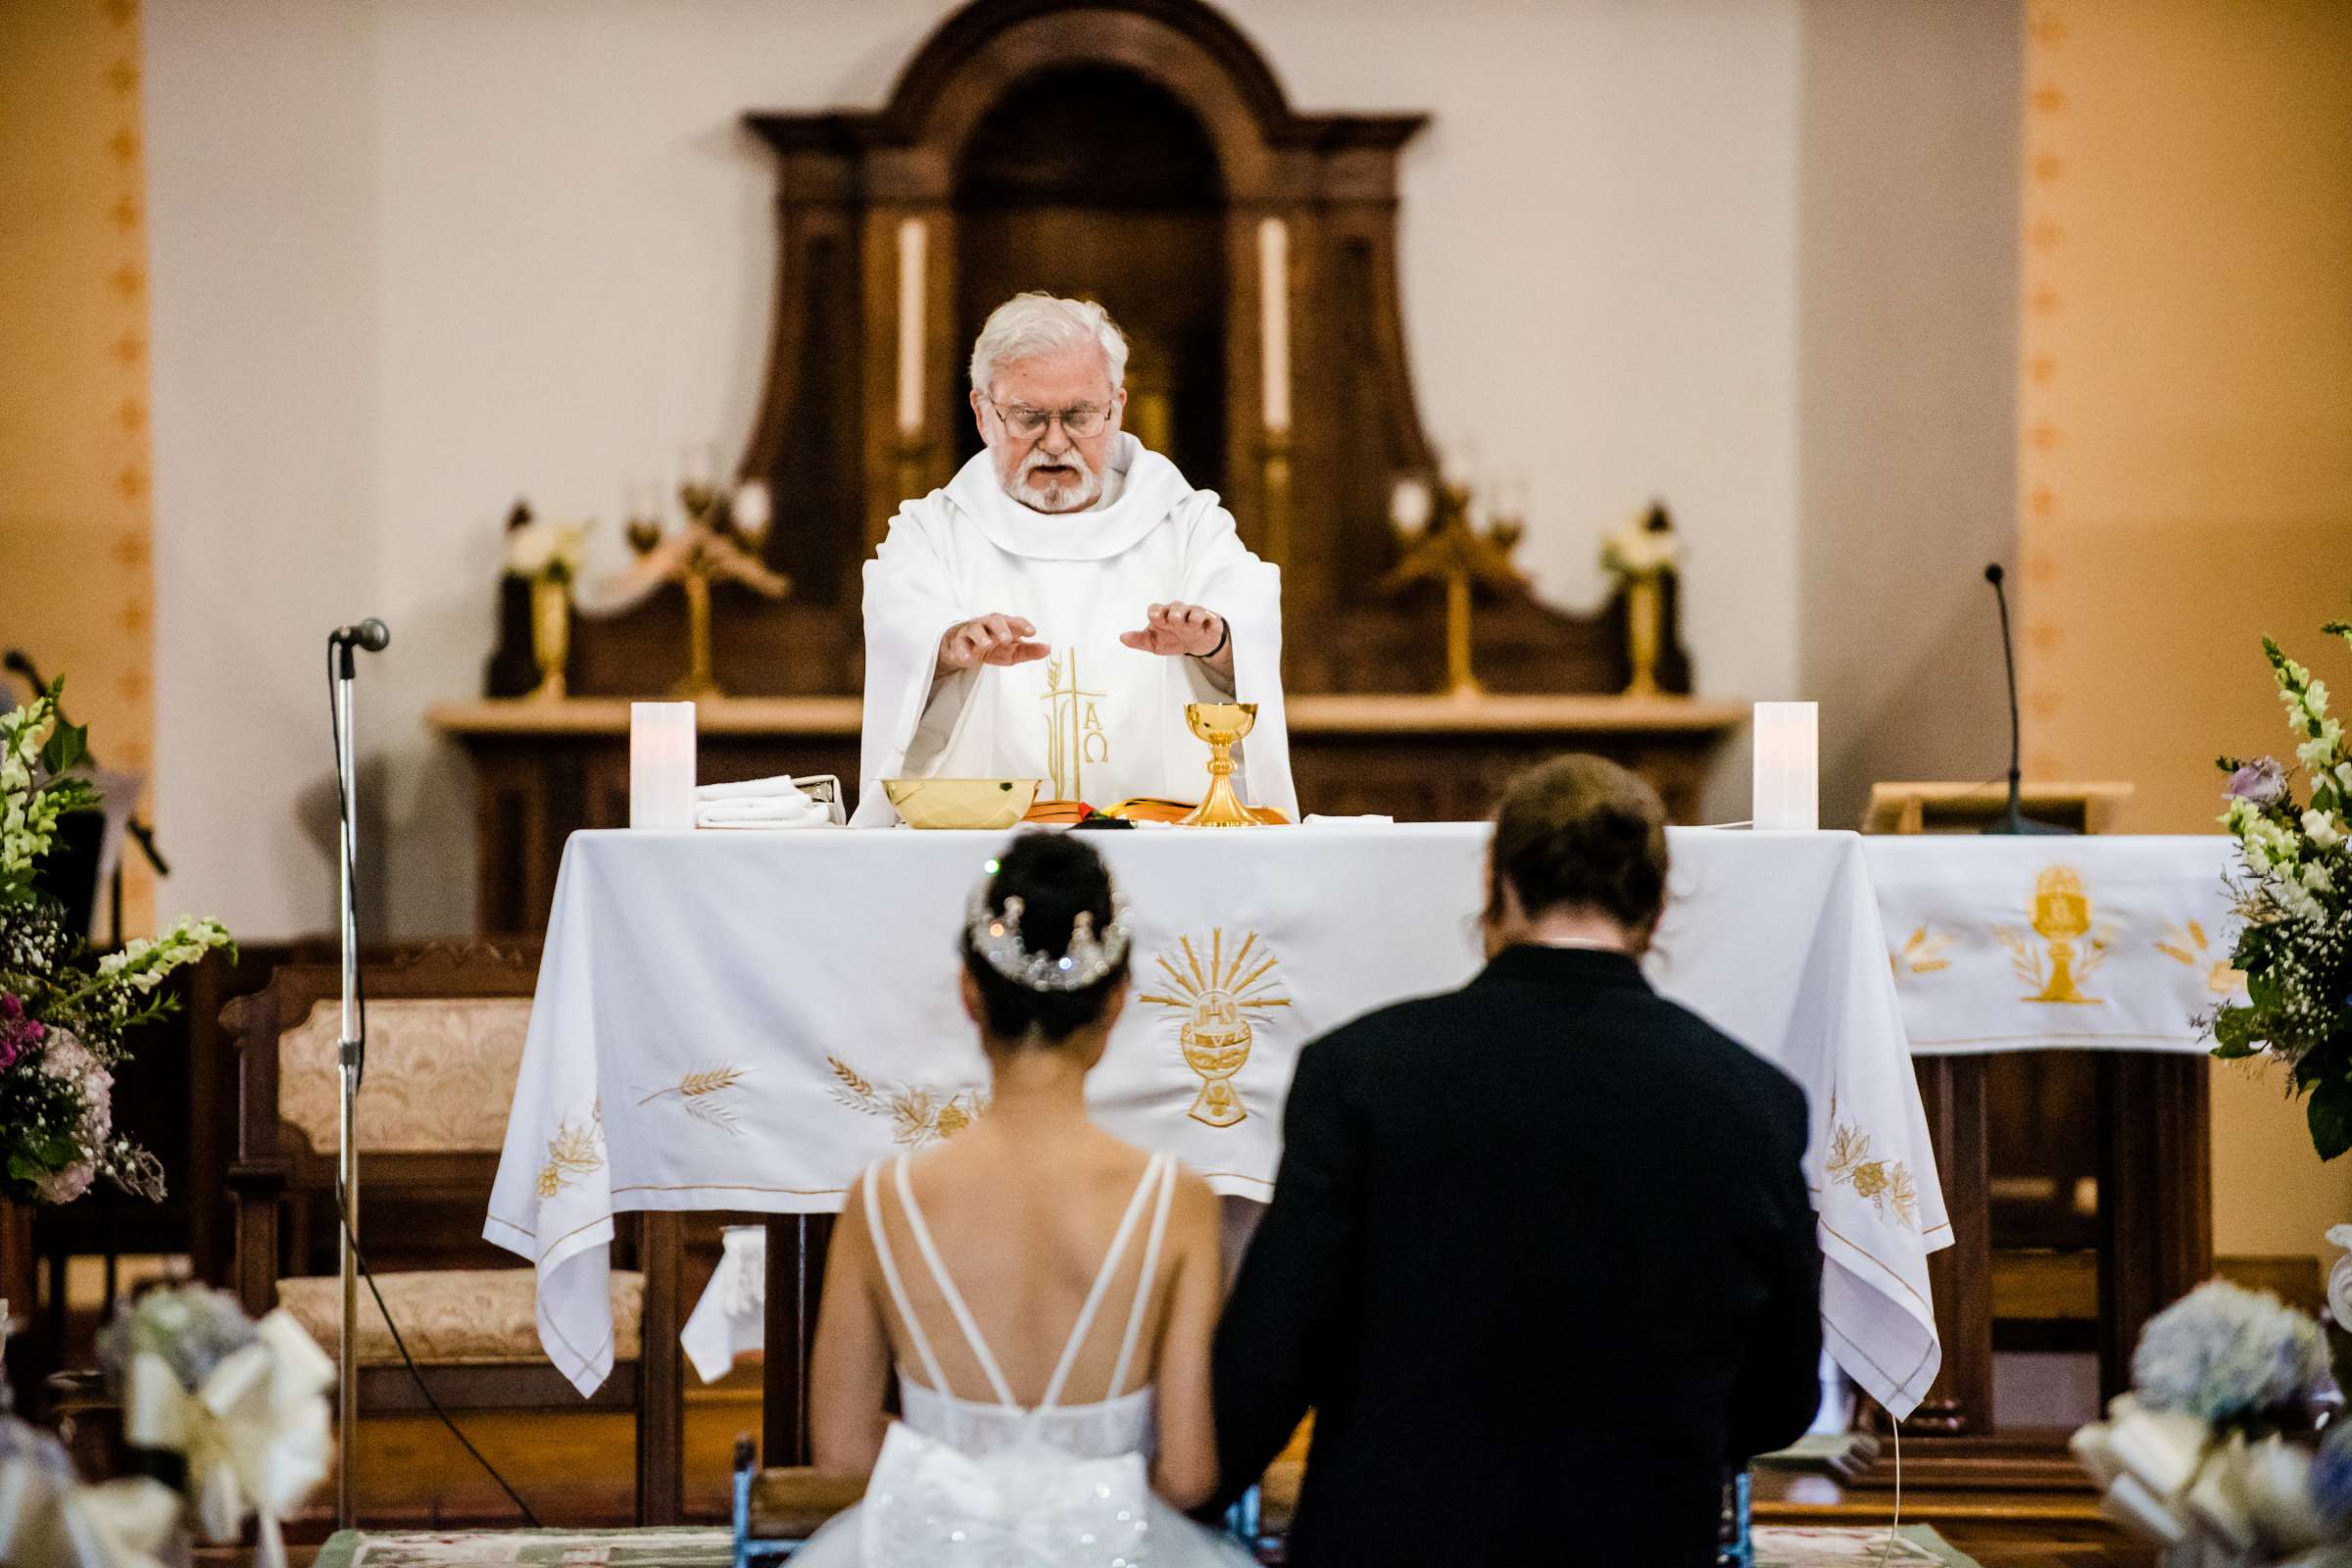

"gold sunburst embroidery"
[1140, 929, 1291, 1127]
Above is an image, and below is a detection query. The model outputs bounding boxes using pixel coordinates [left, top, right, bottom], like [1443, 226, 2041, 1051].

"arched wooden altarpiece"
[536, 0, 1687, 701]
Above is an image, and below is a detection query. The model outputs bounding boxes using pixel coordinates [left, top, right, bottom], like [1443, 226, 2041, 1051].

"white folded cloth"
[693, 773, 845, 829]
[680, 1225, 767, 1384]
[698, 773, 815, 801]
[696, 796, 827, 830]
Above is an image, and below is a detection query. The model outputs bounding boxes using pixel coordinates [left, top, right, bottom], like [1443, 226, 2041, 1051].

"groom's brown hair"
[1488, 754, 1671, 940]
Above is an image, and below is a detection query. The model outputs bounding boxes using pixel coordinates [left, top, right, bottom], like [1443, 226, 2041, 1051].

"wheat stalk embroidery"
[827, 1054, 987, 1147]
[636, 1066, 751, 1135]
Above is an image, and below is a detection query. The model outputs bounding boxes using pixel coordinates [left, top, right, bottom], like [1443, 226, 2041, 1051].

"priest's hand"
[936, 613, 1050, 676]
[1121, 603, 1234, 677]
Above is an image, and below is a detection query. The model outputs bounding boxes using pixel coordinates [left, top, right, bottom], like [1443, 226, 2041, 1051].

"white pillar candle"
[1752, 702, 1820, 832]
[630, 701, 698, 830]
[1257, 217, 1290, 434]
[896, 218, 926, 438]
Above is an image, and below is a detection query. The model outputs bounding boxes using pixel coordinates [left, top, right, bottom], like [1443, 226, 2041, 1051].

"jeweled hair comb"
[965, 881, 1132, 993]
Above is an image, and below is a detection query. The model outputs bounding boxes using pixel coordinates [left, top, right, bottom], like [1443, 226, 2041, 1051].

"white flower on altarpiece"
[503, 517, 590, 584]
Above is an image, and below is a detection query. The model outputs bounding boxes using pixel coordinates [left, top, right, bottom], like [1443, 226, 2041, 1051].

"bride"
[796, 833, 1255, 1567]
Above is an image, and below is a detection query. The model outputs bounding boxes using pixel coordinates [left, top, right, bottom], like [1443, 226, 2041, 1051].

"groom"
[1209, 756, 1825, 1566]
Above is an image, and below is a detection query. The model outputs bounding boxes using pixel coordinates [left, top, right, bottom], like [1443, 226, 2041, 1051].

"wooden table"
[426, 693, 1744, 934]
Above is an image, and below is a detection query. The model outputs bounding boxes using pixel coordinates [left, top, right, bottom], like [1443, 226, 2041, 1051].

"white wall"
[147, 0, 1804, 938]
[1795, 0, 2022, 830]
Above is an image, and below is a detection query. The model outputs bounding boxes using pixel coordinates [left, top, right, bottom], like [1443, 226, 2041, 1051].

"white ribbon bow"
[2075, 1396, 2336, 1565]
[124, 1308, 335, 1568]
[859, 1421, 1154, 1567]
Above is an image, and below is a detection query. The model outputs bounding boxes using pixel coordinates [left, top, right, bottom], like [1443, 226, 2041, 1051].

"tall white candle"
[1751, 702, 1820, 832]
[1258, 217, 1290, 434]
[630, 701, 698, 830]
[897, 218, 926, 438]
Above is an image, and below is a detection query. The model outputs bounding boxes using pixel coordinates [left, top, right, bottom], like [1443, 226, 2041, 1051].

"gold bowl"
[881, 777, 1043, 831]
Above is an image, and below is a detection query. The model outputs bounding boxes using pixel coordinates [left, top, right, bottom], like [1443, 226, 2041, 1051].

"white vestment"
[855, 435, 1296, 826]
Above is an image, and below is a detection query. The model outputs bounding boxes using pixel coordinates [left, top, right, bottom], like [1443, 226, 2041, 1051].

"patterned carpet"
[316, 1523, 1975, 1566]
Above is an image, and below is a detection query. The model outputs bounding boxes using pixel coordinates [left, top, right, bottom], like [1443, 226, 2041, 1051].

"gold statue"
[1379, 471, 1529, 699]
[1177, 703, 1259, 828]
[607, 472, 790, 700]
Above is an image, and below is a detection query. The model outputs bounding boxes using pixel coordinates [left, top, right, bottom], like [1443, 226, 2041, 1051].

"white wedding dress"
[791, 1152, 1256, 1568]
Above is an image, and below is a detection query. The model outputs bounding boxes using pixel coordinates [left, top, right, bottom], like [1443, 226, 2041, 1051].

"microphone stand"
[331, 633, 367, 1528]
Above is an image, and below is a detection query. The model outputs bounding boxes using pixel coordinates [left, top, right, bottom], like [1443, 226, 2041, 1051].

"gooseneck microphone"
[1983, 564, 2068, 836]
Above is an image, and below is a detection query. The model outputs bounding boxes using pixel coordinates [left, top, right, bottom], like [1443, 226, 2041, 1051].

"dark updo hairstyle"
[1488, 754, 1671, 945]
[962, 832, 1130, 1046]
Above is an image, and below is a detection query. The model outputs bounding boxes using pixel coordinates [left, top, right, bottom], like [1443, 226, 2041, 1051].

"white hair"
[968, 292, 1129, 398]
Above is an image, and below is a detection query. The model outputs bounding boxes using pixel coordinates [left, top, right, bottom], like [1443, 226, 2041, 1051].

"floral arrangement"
[1598, 501, 1683, 580]
[0, 682, 233, 1204]
[2212, 619, 2352, 1159]
[2074, 1281, 2348, 1565]
[502, 502, 590, 586]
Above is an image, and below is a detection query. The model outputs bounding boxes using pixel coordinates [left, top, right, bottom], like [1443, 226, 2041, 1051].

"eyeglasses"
[988, 400, 1112, 440]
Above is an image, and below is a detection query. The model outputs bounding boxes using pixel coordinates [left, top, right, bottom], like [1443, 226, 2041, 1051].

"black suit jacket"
[1210, 944, 1823, 1568]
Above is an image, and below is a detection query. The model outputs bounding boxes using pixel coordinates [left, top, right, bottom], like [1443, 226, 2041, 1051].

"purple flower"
[2227, 758, 2290, 806]
[0, 992, 36, 1071]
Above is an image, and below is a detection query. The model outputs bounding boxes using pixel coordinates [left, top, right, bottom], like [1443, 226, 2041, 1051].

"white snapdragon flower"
[2307, 809, 2347, 851]
[2302, 860, 2335, 896]
[2224, 799, 2259, 836]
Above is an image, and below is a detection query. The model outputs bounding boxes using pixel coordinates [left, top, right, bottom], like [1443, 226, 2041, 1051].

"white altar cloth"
[484, 826, 1949, 1417]
[1863, 836, 2243, 1055]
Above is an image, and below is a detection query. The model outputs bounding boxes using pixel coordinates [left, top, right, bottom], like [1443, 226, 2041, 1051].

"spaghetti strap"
[1105, 1156, 1178, 1399]
[1040, 1153, 1167, 1411]
[862, 1161, 952, 1398]
[893, 1154, 1021, 1410]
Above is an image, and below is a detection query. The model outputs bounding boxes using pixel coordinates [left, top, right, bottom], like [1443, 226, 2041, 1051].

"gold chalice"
[1179, 993, 1253, 1127]
[1177, 703, 1259, 828]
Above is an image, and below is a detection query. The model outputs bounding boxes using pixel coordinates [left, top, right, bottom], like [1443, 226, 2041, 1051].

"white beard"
[1004, 444, 1102, 514]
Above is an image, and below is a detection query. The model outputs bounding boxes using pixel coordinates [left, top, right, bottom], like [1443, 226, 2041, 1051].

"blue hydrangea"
[2132, 1280, 2333, 1424]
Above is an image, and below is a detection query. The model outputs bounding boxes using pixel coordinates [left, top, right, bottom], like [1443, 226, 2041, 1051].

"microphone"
[331, 619, 391, 652]
[1982, 564, 2068, 835]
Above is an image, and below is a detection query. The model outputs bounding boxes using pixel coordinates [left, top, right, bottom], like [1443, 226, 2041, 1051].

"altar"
[483, 821, 1952, 1490]
[429, 694, 1747, 932]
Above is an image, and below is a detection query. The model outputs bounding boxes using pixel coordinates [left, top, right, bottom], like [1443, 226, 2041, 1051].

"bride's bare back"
[811, 1071, 1224, 1508]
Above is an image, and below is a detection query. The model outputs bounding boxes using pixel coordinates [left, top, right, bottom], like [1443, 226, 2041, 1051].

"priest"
[854, 292, 1297, 825]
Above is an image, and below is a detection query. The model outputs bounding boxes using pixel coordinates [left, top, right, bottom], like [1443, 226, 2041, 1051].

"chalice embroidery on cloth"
[1995, 864, 2116, 1004]
[1040, 650, 1109, 802]
[1141, 930, 1290, 1127]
